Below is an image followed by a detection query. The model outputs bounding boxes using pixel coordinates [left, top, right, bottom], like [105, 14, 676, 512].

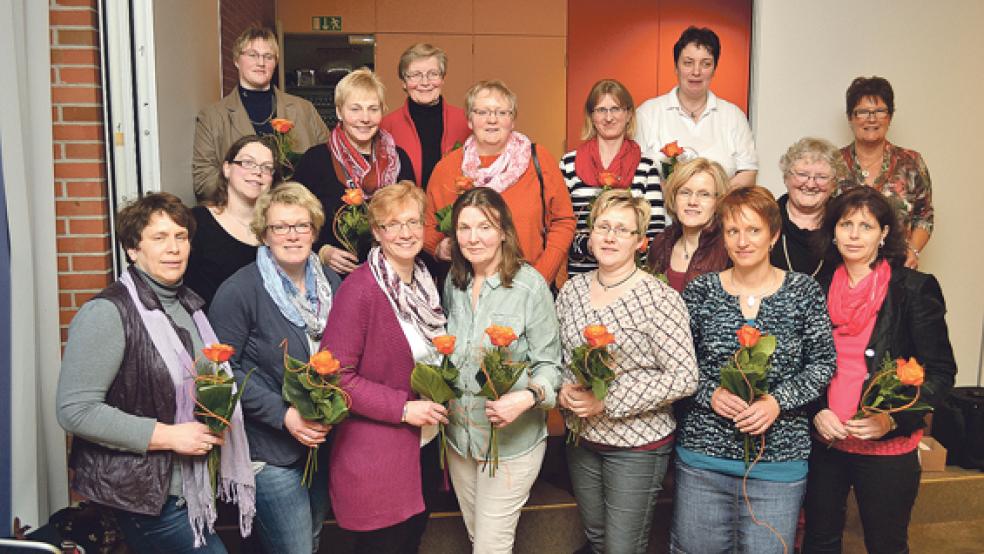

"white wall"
[751, 0, 984, 386]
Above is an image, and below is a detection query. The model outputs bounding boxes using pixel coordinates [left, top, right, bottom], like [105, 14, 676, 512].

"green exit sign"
[312, 16, 342, 31]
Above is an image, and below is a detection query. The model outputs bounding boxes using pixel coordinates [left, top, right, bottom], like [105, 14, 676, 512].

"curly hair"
[116, 192, 195, 250]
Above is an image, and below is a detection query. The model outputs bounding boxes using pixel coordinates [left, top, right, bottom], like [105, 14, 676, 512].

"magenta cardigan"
[319, 264, 422, 531]
[380, 98, 470, 186]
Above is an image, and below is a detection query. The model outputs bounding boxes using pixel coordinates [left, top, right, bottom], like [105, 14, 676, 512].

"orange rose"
[202, 343, 235, 363]
[660, 141, 684, 158]
[310, 350, 341, 376]
[454, 175, 474, 193]
[583, 324, 615, 349]
[271, 118, 294, 134]
[896, 357, 925, 386]
[638, 235, 650, 253]
[598, 171, 618, 187]
[342, 188, 364, 206]
[485, 325, 518, 347]
[432, 335, 456, 356]
[736, 325, 762, 348]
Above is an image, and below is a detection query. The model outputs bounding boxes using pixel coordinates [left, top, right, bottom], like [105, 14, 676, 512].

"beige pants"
[447, 441, 547, 554]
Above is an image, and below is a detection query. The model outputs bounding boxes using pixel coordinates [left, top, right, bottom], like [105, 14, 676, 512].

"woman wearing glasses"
[320, 182, 449, 552]
[769, 137, 847, 283]
[424, 80, 576, 288]
[210, 183, 341, 554]
[646, 157, 730, 292]
[294, 68, 415, 276]
[194, 25, 328, 202]
[840, 76, 933, 269]
[561, 79, 665, 278]
[556, 189, 697, 554]
[185, 135, 279, 310]
[381, 43, 470, 189]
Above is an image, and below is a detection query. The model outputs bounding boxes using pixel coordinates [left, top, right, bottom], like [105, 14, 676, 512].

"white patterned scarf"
[367, 246, 446, 340]
[460, 131, 532, 193]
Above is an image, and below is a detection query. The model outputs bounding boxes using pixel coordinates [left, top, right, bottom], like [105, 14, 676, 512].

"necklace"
[782, 235, 823, 277]
[248, 101, 276, 127]
[730, 268, 777, 307]
[678, 235, 698, 260]
[854, 145, 889, 182]
[596, 267, 637, 291]
[679, 95, 708, 120]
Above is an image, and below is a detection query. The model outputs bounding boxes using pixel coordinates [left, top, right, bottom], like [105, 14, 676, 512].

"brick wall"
[50, 0, 112, 343]
[220, 0, 276, 95]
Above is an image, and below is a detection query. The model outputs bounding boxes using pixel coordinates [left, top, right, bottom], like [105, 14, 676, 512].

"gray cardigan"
[209, 261, 341, 466]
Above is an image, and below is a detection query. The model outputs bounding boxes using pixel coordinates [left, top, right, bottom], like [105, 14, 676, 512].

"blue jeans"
[114, 496, 228, 553]
[670, 460, 806, 554]
[567, 442, 672, 554]
[253, 456, 329, 554]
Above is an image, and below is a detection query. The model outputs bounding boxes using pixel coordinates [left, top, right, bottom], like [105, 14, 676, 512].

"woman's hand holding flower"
[151, 421, 224, 456]
[560, 383, 604, 418]
[734, 394, 780, 436]
[485, 390, 535, 428]
[711, 387, 750, 419]
[813, 409, 849, 442]
[845, 412, 893, 441]
[284, 406, 330, 448]
[404, 400, 449, 426]
[319, 244, 359, 274]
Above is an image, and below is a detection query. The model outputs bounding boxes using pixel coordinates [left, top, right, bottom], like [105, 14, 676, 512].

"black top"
[238, 85, 274, 136]
[770, 194, 837, 283]
[184, 205, 258, 310]
[293, 142, 414, 258]
[408, 97, 444, 188]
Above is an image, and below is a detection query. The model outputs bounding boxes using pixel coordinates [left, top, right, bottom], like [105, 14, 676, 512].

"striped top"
[560, 150, 666, 278]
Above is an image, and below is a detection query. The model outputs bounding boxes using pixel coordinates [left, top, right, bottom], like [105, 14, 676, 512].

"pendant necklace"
[731, 268, 775, 307]
[782, 235, 823, 278]
[597, 267, 637, 291]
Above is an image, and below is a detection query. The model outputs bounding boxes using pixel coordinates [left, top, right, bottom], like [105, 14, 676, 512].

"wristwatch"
[887, 414, 898, 432]
[526, 384, 545, 407]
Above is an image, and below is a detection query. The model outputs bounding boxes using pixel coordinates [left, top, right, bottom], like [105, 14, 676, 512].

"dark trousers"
[802, 441, 921, 554]
[350, 511, 429, 554]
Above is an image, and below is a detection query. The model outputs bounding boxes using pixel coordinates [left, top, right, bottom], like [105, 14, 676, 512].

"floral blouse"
[840, 142, 934, 235]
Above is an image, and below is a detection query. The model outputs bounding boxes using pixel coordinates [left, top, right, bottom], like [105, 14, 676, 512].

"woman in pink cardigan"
[319, 182, 448, 551]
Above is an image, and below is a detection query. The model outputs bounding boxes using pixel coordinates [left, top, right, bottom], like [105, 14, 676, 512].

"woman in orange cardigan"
[424, 80, 575, 286]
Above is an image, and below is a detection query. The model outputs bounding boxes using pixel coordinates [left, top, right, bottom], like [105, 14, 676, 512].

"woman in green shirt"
[442, 187, 562, 553]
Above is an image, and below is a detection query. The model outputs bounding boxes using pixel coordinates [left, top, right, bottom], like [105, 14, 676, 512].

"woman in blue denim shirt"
[442, 187, 563, 553]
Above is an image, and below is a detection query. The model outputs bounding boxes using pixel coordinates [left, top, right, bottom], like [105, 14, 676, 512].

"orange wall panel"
[474, 0, 566, 37]
[375, 0, 472, 33]
[279, 0, 376, 33]
[375, 33, 474, 114]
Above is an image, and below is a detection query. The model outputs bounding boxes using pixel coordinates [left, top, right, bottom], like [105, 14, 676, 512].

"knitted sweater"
[679, 271, 836, 462]
[555, 272, 698, 447]
[559, 150, 666, 277]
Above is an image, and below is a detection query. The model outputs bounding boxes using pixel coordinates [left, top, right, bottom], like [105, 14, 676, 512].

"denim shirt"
[443, 264, 562, 461]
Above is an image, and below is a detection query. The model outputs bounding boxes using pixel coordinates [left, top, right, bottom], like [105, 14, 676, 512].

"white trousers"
[447, 440, 547, 554]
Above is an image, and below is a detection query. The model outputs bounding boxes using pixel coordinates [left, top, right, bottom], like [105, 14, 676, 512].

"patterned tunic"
[679, 271, 836, 462]
[555, 272, 698, 447]
[559, 151, 666, 277]
[840, 141, 934, 235]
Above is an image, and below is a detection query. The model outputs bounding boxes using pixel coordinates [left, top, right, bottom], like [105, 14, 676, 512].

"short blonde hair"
[662, 158, 729, 218]
[589, 188, 650, 236]
[251, 182, 325, 240]
[465, 80, 517, 119]
[778, 137, 848, 181]
[335, 68, 386, 112]
[397, 43, 447, 80]
[232, 25, 279, 62]
[368, 181, 426, 227]
[581, 79, 636, 140]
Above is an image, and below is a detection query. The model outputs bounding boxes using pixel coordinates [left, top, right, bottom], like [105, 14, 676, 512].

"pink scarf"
[573, 138, 641, 188]
[329, 125, 400, 196]
[460, 131, 531, 193]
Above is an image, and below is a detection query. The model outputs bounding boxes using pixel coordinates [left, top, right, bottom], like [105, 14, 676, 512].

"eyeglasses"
[266, 222, 314, 235]
[791, 171, 832, 186]
[231, 159, 276, 176]
[471, 108, 514, 120]
[592, 106, 627, 117]
[243, 50, 276, 63]
[591, 223, 639, 239]
[378, 218, 424, 236]
[853, 108, 890, 120]
[676, 188, 716, 202]
[404, 70, 443, 84]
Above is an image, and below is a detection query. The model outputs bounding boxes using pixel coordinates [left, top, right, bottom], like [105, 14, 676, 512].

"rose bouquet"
[476, 325, 528, 476]
[719, 325, 776, 468]
[193, 344, 254, 499]
[333, 188, 373, 261]
[270, 118, 300, 179]
[435, 176, 474, 234]
[281, 344, 351, 486]
[855, 355, 932, 420]
[565, 325, 617, 445]
[410, 335, 461, 469]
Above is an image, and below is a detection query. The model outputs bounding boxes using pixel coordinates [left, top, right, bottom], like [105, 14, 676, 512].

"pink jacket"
[380, 98, 470, 186]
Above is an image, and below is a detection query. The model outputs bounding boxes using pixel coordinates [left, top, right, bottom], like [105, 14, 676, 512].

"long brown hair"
[448, 188, 524, 290]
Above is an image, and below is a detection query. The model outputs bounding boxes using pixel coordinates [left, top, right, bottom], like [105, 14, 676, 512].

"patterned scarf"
[460, 131, 531, 193]
[367, 246, 446, 341]
[328, 125, 401, 196]
[827, 259, 891, 337]
[573, 137, 641, 188]
[256, 246, 333, 341]
[120, 269, 254, 548]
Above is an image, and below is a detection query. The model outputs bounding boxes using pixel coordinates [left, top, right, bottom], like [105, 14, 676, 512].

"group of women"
[55, 23, 956, 554]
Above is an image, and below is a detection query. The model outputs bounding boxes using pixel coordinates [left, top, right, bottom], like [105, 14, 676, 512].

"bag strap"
[531, 142, 547, 249]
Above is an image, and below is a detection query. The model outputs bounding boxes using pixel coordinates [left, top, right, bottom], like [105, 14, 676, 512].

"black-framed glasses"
[591, 223, 638, 239]
[378, 219, 424, 236]
[267, 222, 314, 235]
[231, 159, 276, 176]
[852, 108, 890, 120]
